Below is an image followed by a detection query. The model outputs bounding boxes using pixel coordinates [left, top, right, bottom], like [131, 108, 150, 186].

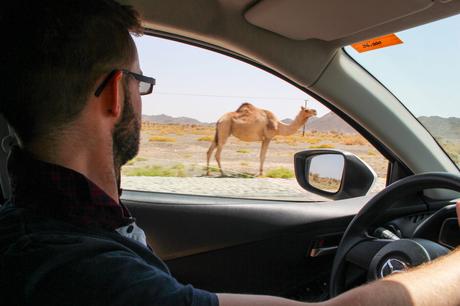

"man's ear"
[103, 70, 124, 119]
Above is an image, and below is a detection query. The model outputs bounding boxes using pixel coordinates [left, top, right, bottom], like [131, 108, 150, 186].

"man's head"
[0, 0, 143, 159]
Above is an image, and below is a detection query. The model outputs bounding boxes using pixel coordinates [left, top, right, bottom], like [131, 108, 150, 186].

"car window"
[120, 35, 388, 201]
[345, 13, 460, 169]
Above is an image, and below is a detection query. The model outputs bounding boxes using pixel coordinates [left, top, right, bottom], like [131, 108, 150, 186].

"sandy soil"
[122, 124, 387, 201]
[121, 123, 388, 200]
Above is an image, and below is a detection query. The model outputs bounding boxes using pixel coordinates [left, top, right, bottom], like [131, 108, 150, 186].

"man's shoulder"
[0, 203, 156, 269]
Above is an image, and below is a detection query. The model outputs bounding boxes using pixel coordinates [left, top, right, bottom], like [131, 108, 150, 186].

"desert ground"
[120, 122, 388, 201]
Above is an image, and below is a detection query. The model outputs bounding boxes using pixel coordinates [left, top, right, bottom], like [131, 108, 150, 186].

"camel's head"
[300, 106, 317, 119]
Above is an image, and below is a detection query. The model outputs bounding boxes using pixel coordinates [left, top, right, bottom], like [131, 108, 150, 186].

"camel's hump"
[235, 102, 256, 113]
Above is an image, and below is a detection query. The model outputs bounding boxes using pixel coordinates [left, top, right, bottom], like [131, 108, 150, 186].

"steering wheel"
[329, 172, 459, 297]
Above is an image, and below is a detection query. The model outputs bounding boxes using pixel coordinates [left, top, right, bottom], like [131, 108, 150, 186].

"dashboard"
[439, 218, 460, 248]
[379, 203, 459, 249]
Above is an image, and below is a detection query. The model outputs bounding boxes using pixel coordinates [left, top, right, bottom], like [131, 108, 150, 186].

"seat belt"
[0, 114, 16, 203]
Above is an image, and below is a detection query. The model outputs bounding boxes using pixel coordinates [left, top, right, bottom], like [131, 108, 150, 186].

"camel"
[206, 102, 317, 176]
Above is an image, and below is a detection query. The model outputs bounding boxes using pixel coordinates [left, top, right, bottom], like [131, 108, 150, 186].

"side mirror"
[294, 149, 377, 200]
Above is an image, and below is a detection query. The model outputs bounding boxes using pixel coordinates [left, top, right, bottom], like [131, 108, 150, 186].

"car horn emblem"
[380, 258, 408, 278]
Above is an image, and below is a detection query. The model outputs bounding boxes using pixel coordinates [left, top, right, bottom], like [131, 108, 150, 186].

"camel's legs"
[206, 141, 217, 176]
[215, 144, 225, 176]
[207, 121, 231, 176]
[259, 138, 271, 176]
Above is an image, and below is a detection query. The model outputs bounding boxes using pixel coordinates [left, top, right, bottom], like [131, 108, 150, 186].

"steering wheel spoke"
[346, 239, 391, 270]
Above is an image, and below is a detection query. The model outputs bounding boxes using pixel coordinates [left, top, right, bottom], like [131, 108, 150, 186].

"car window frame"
[122, 29, 399, 200]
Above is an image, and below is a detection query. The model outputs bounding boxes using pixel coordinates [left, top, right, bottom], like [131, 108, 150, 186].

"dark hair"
[0, 0, 142, 144]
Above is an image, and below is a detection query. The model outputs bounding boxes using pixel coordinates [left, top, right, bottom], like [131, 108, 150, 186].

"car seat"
[0, 114, 17, 205]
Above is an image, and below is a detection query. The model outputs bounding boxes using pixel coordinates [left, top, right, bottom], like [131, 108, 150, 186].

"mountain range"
[280, 112, 357, 134]
[143, 113, 459, 138]
[418, 116, 460, 139]
[143, 112, 358, 133]
[142, 114, 207, 125]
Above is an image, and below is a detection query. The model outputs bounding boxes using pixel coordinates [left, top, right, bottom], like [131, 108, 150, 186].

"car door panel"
[123, 191, 372, 259]
[122, 191, 372, 297]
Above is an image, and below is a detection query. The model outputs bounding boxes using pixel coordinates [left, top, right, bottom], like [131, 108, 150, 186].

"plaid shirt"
[8, 147, 134, 230]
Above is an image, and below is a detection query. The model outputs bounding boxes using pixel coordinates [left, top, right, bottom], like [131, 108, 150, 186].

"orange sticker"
[351, 34, 403, 53]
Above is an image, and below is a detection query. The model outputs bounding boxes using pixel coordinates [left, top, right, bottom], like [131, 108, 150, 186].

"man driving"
[0, 1, 459, 305]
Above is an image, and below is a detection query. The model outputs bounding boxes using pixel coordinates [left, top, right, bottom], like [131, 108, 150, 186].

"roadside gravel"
[121, 176, 386, 201]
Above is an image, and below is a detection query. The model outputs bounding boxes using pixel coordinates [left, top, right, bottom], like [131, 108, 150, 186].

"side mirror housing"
[294, 149, 377, 200]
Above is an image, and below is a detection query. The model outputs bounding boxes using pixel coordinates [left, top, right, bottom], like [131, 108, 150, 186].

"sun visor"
[245, 0, 433, 41]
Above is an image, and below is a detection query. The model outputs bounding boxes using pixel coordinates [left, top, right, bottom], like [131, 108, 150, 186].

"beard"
[112, 84, 141, 171]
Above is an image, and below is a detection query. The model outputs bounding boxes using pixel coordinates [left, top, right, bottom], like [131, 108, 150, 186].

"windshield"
[345, 14, 460, 168]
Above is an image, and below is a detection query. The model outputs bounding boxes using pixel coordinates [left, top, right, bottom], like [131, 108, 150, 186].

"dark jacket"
[0, 201, 218, 306]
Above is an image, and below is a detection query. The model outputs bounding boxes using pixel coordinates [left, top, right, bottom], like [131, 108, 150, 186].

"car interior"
[1, 0, 460, 302]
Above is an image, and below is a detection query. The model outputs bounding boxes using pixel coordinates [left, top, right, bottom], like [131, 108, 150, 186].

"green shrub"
[149, 136, 176, 142]
[236, 149, 251, 154]
[309, 144, 334, 149]
[197, 135, 213, 141]
[126, 156, 148, 166]
[234, 172, 254, 178]
[125, 164, 186, 177]
[205, 166, 220, 173]
[265, 167, 294, 179]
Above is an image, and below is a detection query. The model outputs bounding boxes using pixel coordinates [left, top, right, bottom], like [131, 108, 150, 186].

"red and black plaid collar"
[8, 147, 134, 230]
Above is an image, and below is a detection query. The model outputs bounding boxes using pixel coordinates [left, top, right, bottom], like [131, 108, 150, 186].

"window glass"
[120, 35, 388, 201]
[345, 14, 460, 168]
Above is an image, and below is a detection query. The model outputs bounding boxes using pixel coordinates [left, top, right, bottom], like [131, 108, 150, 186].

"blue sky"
[346, 13, 460, 118]
[133, 36, 329, 122]
[134, 12, 460, 122]
[309, 154, 344, 180]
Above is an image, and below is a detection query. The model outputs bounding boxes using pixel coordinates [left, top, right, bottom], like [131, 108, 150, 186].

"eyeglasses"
[94, 69, 156, 97]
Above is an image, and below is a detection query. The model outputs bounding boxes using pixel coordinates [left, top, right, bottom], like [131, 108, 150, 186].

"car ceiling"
[245, 0, 460, 43]
[121, 0, 460, 87]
